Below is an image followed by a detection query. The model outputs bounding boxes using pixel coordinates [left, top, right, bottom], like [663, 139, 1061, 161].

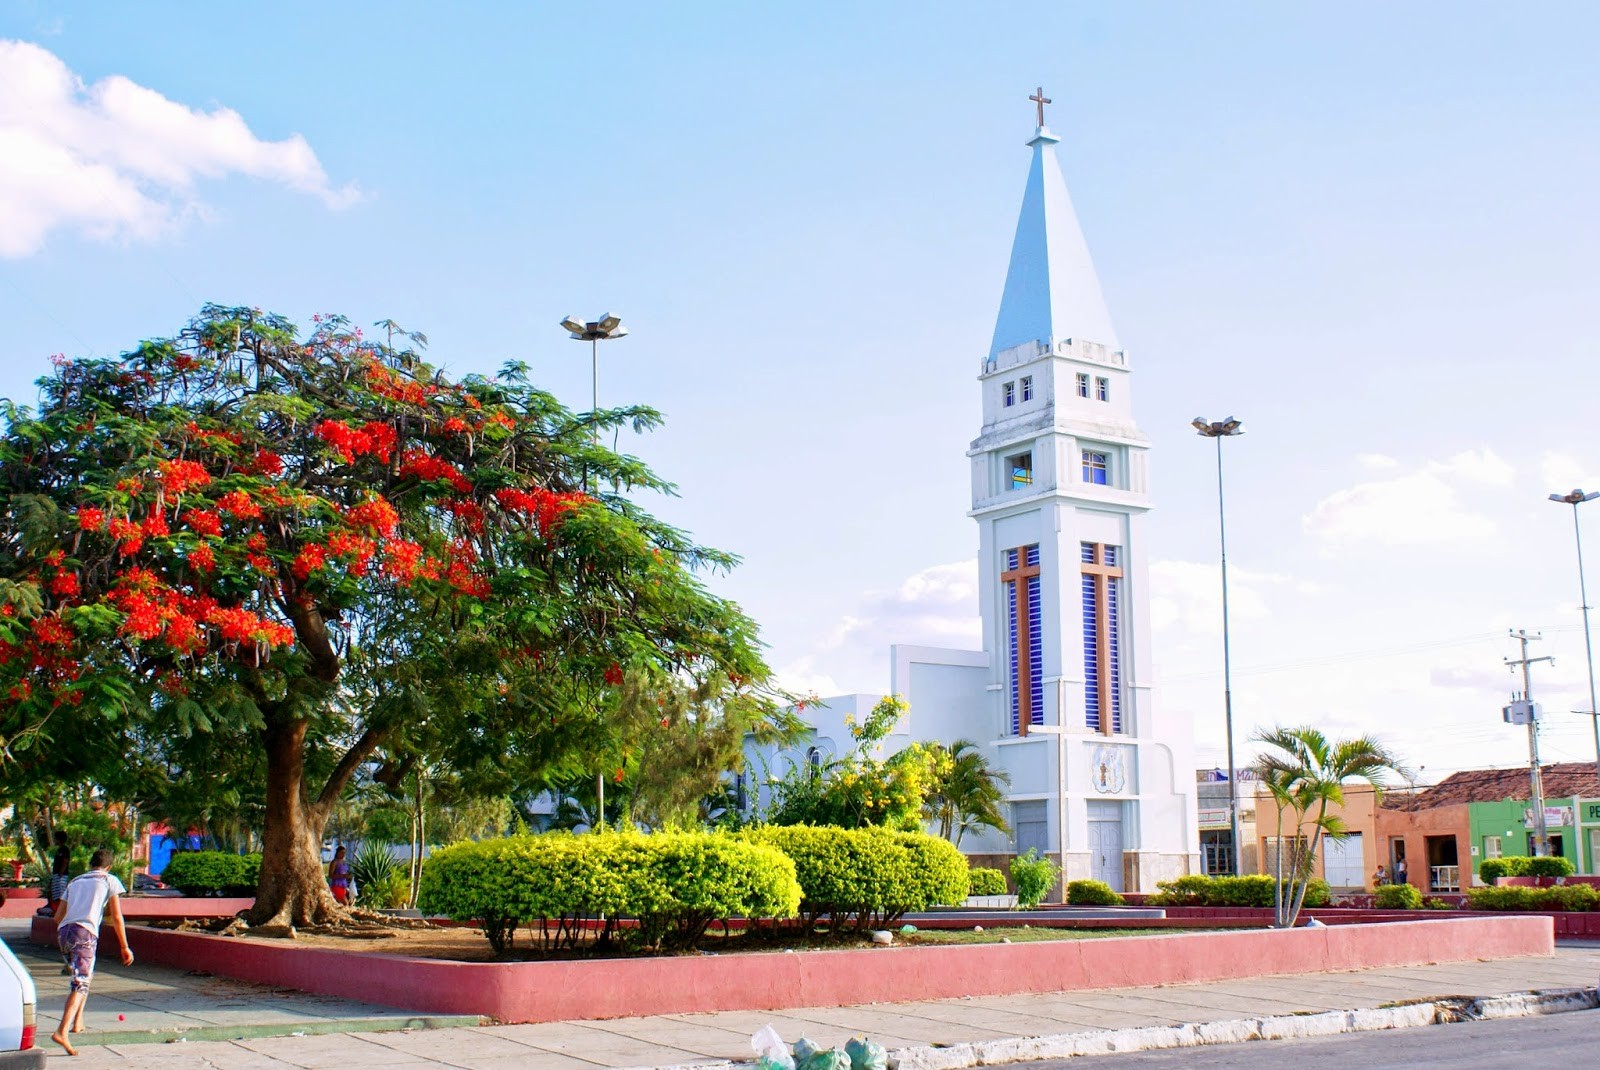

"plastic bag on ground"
[846, 1036, 888, 1070]
[752, 1026, 795, 1070]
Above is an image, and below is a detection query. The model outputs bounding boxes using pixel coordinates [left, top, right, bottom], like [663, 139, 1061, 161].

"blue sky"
[3, 2, 1599, 779]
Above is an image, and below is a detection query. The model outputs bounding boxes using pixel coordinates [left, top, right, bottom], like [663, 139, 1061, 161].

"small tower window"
[1020, 376, 1034, 402]
[1003, 382, 1015, 407]
[1082, 450, 1109, 485]
[1096, 377, 1110, 401]
[1008, 451, 1033, 489]
[1076, 373, 1090, 398]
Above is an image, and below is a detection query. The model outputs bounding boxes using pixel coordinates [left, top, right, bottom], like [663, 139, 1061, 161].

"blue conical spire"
[989, 126, 1118, 359]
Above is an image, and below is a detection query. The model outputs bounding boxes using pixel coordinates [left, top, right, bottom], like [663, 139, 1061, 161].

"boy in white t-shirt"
[51, 848, 134, 1055]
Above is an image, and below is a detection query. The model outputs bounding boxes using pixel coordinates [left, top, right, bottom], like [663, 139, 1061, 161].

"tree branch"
[312, 723, 390, 821]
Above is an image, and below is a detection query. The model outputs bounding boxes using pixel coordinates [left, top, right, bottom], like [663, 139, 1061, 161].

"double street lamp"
[1549, 489, 1600, 783]
[1193, 416, 1244, 876]
[560, 314, 629, 831]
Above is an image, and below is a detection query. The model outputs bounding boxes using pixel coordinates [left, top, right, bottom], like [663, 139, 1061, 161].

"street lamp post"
[560, 314, 629, 829]
[1550, 489, 1600, 784]
[1193, 416, 1244, 876]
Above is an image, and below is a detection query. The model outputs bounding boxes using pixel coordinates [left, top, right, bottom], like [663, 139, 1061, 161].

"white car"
[0, 935, 43, 1068]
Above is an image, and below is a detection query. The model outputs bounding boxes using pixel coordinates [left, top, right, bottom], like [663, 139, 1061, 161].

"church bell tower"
[966, 89, 1197, 891]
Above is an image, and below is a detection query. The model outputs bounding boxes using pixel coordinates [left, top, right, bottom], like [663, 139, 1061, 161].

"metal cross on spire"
[1029, 86, 1052, 127]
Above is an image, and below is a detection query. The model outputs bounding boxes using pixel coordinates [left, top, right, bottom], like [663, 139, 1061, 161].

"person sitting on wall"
[1372, 865, 1388, 887]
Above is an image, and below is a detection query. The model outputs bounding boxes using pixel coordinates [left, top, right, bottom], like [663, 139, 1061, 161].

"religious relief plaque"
[1088, 743, 1130, 794]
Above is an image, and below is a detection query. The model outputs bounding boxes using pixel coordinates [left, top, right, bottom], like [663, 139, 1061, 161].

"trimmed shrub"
[966, 867, 1008, 897]
[1468, 883, 1600, 912]
[1148, 874, 1322, 908]
[161, 851, 260, 897]
[1374, 883, 1423, 909]
[1477, 857, 1516, 882]
[419, 831, 801, 954]
[750, 826, 968, 931]
[1066, 879, 1124, 906]
[1526, 855, 1577, 878]
[1010, 849, 1059, 909]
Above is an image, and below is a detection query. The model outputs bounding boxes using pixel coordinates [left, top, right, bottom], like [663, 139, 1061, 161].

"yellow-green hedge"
[748, 825, 969, 932]
[418, 830, 800, 953]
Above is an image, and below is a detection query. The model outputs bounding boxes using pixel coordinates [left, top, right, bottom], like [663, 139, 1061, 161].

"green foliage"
[1147, 874, 1324, 909]
[1010, 849, 1060, 909]
[162, 851, 261, 896]
[419, 831, 801, 954]
[0, 306, 792, 924]
[1480, 856, 1576, 881]
[1422, 897, 1453, 910]
[921, 739, 1010, 846]
[966, 867, 1008, 897]
[749, 825, 969, 931]
[350, 841, 407, 908]
[1527, 855, 1577, 878]
[1066, 879, 1124, 906]
[1468, 883, 1600, 912]
[1255, 725, 1405, 928]
[767, 698, 939, 831]
[1374, 882, 1423, 909]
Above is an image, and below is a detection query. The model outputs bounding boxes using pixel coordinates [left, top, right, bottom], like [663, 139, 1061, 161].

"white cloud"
[1356, 453, 1400, 471]
[1303, 448, 1513, 550]
[1539, 451, 1600, 494]
[774, 560, 981, 694]
[0, 39, 358, 258]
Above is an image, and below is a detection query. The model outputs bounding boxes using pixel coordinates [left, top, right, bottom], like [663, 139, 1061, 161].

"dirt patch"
[146, 919, 1211, 963]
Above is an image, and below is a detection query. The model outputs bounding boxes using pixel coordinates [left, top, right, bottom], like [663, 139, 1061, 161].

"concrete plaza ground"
[5, 918, 1597, 1069]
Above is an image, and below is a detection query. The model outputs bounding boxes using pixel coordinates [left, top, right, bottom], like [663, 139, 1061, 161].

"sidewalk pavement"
[8, 917, 1598, 1070]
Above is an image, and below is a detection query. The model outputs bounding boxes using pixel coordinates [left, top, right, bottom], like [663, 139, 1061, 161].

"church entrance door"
[1088, 801, 1123, 891]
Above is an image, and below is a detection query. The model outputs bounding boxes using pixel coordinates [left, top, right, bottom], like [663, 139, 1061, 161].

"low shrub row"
[160, 851, 261, 897]
[750, 825, 969, 932]
[419, 830, 801, 953]
[1373, 883, 1423, 909]
[1066, 879, 1124, 906]
[1467, 883, 1600, 912]
[1477, 855, 1577, 881]
[966, 867, 1008, 897]
[1149, 873, 1330, 908]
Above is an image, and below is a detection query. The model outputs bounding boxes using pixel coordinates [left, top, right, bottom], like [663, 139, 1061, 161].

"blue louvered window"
[1081, 542, 1124, 734]
[1003, 544, 1043, 734]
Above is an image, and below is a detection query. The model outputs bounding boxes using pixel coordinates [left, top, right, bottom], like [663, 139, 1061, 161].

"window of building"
[1482, 835, 1502, 860]
[1003, 545, 1044, 735]
[734, 772, 749, 812]
[1082, 450, 1109, 485]
[1076, 373, 1090, 398]
[1081, 542, 1123, 734]
[1008, 451, 1033, 489]
[1003, 381, 1015, 407]
[1096, 377, 1110, 401]
[1020, 376, 1033, 402]
[805, 746, 823, 781]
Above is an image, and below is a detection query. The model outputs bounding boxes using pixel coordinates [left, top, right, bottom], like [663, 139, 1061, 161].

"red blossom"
[48, 571, 79, 599]
[44, 550, 65, 567]
[77, 507, 105, 531]
[383, 539, 423, 583]
[603, 662, 624, 687]
[189, 543, 216, 572]
[399, 448, 472, 493]
[143, 507, 170, 538]
[219, 490, 263, 519]
[109, 518, 143, 556]
[441, 416, 469, 434]
[32, 615, 74, 646]
[250, 449, 285, 477]
[182, 509, 222, 537]
[159, 459, 212, 495]
[291, 544, 327, 580]
[345, 497, 399, 536]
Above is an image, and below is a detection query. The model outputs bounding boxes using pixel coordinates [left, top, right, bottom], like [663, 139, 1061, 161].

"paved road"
[1016, 1008, 1600, 1069]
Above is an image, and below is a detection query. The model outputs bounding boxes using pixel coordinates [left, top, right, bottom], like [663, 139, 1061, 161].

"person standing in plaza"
[50, 848, 134, 1056]
[327, 844, 352, 905]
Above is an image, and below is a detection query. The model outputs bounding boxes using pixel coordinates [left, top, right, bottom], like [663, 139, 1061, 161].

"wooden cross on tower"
[1029, 86, 1052, 127]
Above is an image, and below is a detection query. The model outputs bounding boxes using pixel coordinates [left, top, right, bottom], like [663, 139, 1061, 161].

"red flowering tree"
[0, 306, 784, 926]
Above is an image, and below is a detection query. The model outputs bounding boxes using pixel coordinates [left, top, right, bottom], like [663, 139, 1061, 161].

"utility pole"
[1505, 629, 1554, 856]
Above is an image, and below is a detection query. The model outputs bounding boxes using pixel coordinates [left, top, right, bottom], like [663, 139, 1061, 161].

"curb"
[643, 987, 1600, 1070]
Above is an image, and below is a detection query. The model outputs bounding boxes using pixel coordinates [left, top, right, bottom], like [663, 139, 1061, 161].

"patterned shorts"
[58, 923, 98, 994]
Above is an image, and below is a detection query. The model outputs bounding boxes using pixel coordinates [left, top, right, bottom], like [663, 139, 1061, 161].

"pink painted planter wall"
[3, 896, 250, 920]
[32, 914, 1553, 1025]
[1149, 904, 1600, 938]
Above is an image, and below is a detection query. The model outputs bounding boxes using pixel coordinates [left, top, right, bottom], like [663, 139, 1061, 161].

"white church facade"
[746, 99, 1199, 893]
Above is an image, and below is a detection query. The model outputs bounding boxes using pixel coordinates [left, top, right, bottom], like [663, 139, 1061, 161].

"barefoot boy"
[51, 848, 134, 1055]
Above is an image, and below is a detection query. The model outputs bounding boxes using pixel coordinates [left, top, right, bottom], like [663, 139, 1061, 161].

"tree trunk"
[248, 718, 343, 927]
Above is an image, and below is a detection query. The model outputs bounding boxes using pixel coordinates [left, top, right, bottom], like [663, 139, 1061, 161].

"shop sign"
[1198, 807, 1231, 830]
[1524, 805, 1575, 829]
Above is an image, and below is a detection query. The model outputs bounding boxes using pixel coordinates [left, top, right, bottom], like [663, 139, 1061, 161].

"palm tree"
[1255, 726, 1407, 928]
[923, 740, 1010, 846]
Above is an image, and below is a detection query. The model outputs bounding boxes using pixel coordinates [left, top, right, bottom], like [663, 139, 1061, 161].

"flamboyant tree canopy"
[0, 305, 786, 921]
